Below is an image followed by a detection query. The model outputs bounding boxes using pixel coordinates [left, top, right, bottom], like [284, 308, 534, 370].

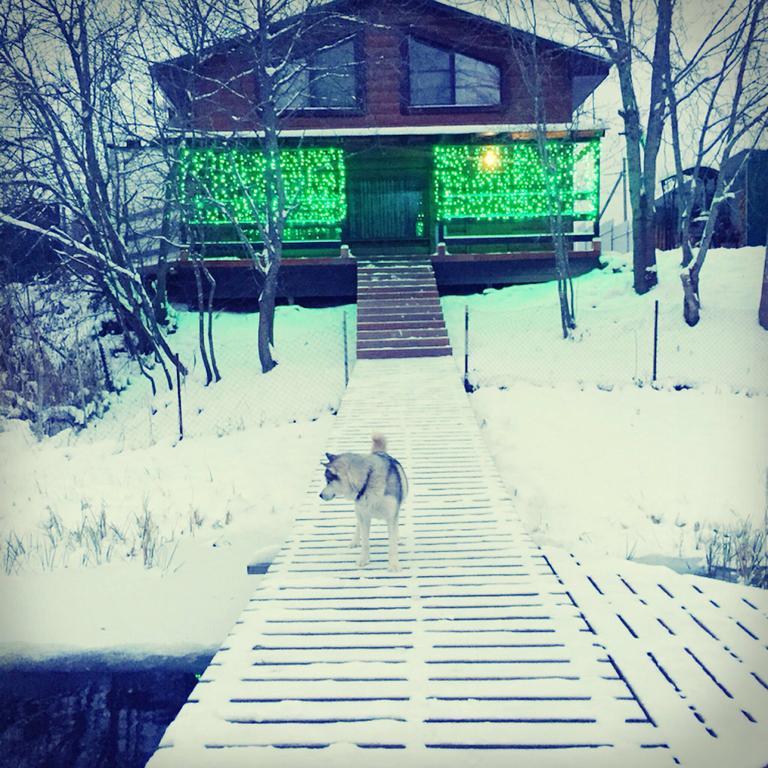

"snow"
[0, 302, 351, 659]
[442, 246, 768, 565]
[0, 246, 766, 664]
[145, 353, 768, 768]
[469, 381, 766, 562]
[195, 121, 602, 139]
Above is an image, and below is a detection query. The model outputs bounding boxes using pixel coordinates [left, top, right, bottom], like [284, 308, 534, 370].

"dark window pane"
[312, 40, 357, 107]
[409, 38, 451, 105]
[455, 53, 500, 105]
[411, 71, 452, 105]
[410, 38, 450, 72]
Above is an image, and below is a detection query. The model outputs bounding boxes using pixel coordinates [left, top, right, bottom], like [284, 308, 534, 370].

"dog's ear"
[325, 452, 337, 463]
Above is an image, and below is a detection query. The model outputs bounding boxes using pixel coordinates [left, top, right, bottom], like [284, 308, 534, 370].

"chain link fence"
[79, 303, 357, 449]
[1, 280, 356, 449]
[442, 291, 766, 394]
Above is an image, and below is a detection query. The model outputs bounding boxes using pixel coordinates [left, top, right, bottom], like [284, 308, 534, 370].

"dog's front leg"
[356, 511, 370, 568]
[351, 518, 360, 548]
[387, 515, 399, 571]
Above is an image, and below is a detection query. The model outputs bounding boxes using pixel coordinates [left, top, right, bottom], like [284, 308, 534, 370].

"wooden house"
[151, 0, 610, 300]
[655, 150, 768, 251]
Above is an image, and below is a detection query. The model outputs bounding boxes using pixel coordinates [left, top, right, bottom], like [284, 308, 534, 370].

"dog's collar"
[356, 468, 373, 501]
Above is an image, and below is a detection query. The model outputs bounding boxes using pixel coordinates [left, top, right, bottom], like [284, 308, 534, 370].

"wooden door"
[347, 174, 426, 241]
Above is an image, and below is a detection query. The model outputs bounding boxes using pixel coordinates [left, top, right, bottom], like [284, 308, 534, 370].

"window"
[408, 38, 500, 107]
[276, 39, 358, 111]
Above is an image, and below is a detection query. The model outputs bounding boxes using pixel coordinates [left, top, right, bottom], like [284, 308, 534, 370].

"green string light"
[178, 145, 346, 240]
[433, 140, 600, 221]
[176, 139, 599, 243]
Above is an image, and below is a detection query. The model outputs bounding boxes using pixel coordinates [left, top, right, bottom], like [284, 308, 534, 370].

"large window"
[408, 37, 500, 107]
[277, 39, 358, 111]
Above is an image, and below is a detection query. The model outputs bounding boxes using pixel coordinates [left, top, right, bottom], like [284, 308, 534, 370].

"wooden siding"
[183, 0, 592, 133]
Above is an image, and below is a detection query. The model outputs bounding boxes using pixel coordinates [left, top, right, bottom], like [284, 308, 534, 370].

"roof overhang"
[176, 123, 606, 141]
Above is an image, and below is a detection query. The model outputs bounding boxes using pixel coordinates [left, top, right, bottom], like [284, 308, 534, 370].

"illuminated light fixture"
[480, 146, 501, 171]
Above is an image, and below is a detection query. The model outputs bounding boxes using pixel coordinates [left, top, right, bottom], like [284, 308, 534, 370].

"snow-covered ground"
[0, 246, 765, 660]
[0, 304, 351, 658]
[442, 247, 768, 568]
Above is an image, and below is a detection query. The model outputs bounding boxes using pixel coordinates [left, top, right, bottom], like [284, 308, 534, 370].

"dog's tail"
[371, 433, 387, 453]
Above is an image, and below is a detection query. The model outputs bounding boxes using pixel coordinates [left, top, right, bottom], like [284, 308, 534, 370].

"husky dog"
[319, 434, 408, 571]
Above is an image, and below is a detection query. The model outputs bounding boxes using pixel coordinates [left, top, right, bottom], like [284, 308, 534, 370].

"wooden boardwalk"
[148, 357, 768, 767]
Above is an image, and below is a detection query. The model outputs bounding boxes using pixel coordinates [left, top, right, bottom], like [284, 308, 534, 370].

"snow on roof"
[187, 122, 606, 139]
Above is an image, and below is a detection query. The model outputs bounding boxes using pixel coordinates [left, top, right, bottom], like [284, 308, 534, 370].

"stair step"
[357, 315, 445, 324]
[357, 305, 443, 314]
[358, 259, 431, 265]
[357, 320, 447, 331]
[357, 293, 440, 301]
[357, 302, 444, 312]
[358, 295, 440, 303]
[358, 277, 436, 285]
[357, 264, 433, 277]
[357, 346, 453, 359]
[358, 268, 434, 275]
[358, 291, 440, 299]
[358, 284, 437, 292]
[358, 328, 450, 340]
[357, 286, 440, 300]
[358, 337, 450, 350]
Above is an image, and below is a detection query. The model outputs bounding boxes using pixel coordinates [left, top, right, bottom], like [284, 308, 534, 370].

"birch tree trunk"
[664, 0, 767, 326]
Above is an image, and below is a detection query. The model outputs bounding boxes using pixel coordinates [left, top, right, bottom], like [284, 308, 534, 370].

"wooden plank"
[357, 347, 453, 358]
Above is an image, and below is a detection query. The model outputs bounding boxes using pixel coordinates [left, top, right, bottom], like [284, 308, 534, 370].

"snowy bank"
[1, 247, 766, 660]
[443, 246, 768, 569]
[0, 303, 349, 659]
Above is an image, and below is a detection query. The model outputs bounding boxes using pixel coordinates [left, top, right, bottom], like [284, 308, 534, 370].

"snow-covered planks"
[147, 357, 730, 767]
[545, 549, 768, 766]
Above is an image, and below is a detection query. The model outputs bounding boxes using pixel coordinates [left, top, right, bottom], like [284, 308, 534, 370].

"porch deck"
[145, 246, 602, 302]
[146, 356, 767, 767]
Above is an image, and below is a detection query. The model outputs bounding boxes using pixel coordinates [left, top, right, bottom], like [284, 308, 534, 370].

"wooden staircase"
[356, 255, 453, 359]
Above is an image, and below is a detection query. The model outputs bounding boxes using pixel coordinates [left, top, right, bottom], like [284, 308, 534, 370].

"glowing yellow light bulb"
[480, 146, 501, 171]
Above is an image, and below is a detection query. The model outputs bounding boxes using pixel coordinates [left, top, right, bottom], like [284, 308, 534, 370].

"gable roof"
[152, 0, 610, 111]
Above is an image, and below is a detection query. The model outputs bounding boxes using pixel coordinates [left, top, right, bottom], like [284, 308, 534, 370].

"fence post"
[96, 336, 115, 393]
[343, 310, 349, 387]
[652, 299, 659, 383]
[463, 304, 471, 393]
[175, 353, 184, 441]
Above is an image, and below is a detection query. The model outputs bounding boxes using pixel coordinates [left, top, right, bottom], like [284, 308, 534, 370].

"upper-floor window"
[277, 38, 358, 111]
[408, 37, 501, 107]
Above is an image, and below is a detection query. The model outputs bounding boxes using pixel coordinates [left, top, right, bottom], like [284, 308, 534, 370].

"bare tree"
[664, 0, 768, 325]
[493, 0, 581, 337]
[136, 0, 236, 382]
[0, 0, 185, 391]
[565, 0, 671, 296]
[152, 0, 346, 373]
